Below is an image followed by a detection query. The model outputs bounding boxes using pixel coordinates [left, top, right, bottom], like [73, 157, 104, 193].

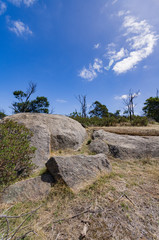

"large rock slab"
[4, 113, 87, 168]
[0, 173, 54, 204]
[93, 130, 159, 159]
[46, 154, 111, 192]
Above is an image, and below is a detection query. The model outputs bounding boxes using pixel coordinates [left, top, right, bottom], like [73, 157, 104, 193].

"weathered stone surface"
[93, 130, 159, 159]
[89, 139, 109, 154]
[1, 173, 54, 204]
[46, 154, 111, 192]
[4, 113, 87, 168]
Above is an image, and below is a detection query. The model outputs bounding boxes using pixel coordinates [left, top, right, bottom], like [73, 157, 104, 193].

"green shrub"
[131, 116, 148, 126]
[70, 116, 119, 127]
[0, 120, 36, 187]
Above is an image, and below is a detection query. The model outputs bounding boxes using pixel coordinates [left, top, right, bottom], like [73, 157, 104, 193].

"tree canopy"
[143, 97, 159, 122]
[89, 101, 109, 118]
[11, 82, 50, 114]
[0, 110, 6, 119]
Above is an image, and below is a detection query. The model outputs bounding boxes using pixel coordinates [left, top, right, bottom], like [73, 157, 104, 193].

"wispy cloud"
[0, 1, 7, 15]
[79, 58, 103, 81]
[115, 94, 128, 100]
[56, 99, 67, 103]
[112, 14, 158, 74]
[94, 43, 100, 49]
[7, 17, 32, 36]
[115, 92, 141, 100]
[7, 0, 36, 7]
[106, 47, 129, 70]
[79, 11, 158, 80]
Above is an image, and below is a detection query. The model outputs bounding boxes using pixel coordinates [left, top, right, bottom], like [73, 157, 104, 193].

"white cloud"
[115, 91, 141, 100]
[105, 45, 129, 70]
[112, 14, 158, 74]
[0, 1, 7, 15]
[94, 43, 100, 49]
[79, 58, 103, 81]
[8, 0, 36, 7]
[23, 0, 36, 6]
[115, 94, 128, 100]
[105, 59, 114, 71]
[118, 10, 130, 17]
[93, 58, 103, 72]
[108, 47, 128, 61]
[79, 67, 97, 82]
[56, 99, 67, 103]
[79, 12, 158, 80]
[7, 17, 32, 36]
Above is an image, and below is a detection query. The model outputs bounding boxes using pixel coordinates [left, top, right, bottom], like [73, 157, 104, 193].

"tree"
[89, 101, 109, 118]
[123, 89, 140, 121]
[114, 110, 121, 117]
[11, 82, 50, 114]
[0, 109, 6, 119]
[76, 95, 87, 118]
[143, 97, 159, 122]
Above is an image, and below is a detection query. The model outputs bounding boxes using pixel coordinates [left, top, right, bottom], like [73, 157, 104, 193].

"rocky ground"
[0, 122, 159, 239]
[0, 155, 159, 239]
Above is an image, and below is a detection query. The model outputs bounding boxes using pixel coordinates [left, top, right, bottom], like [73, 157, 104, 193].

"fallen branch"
[0, 205, 42, 219]
[115, 193, 136, 206]
[52, 207, 92, 224]
[0, 205, 42, 240]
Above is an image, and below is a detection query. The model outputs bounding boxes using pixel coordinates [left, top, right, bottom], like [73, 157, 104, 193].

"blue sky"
[0, 0, 159, 116]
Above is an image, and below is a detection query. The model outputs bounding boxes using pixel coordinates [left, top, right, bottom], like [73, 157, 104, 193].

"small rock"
[89, 139, 109, 154]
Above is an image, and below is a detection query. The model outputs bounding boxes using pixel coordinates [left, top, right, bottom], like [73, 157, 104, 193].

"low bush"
[0, 120, 36, 188]
[70, 115, 148, 127]
[131, 116, 148, 126]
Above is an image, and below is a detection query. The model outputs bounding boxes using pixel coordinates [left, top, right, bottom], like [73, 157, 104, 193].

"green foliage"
[114, 110, 121, 117]
[70, 114, 148, 127]
[70, 115, 118, 127]
[0, 111, 6, 119]
[0, 120, 36, 187]
[89, 101, 109, 118]
[12, 82, 50, 114]
[143, 97, 159, 122]
[131, 116, 148, 126]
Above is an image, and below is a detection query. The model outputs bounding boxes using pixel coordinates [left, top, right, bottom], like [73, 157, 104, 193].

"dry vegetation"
[88, 123, 159, 136]
[0, 157, 159, 240]
[0, 125, 159, 240]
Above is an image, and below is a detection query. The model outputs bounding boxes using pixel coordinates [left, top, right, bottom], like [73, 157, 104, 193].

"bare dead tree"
[123, 89, 140, 121]
[76, 95, 87, 118]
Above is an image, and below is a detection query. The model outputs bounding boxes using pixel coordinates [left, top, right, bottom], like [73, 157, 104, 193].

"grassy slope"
[0, 126, 159, 240]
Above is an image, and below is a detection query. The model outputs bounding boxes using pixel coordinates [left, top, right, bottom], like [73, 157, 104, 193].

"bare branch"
[26, 82, 37, 102]
[76, 95, 87, 118]
[0, 205, 42, 219]
[0, 205, 42, 240]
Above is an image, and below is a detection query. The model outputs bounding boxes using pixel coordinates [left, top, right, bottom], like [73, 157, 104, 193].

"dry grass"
[88, 124, 159, 136]
[0, 157, 159, 240]
[1, 125, 159, 239]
